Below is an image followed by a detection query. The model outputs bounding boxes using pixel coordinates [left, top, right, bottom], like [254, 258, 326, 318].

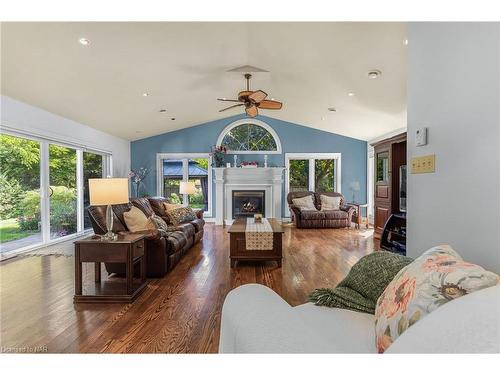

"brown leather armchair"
[287, 191, 356, 229]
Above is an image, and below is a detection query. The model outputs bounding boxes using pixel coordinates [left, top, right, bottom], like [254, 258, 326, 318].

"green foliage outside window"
[221, 124, 277, 152]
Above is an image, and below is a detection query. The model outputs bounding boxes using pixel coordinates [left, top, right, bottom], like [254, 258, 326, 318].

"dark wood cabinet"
[372, 133, 407, 238]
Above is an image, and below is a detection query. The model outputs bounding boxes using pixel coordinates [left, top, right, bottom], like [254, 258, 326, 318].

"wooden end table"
[74, 233, 147, 304]
[349, 203, 369, 229]
[228, 218, 284, 267]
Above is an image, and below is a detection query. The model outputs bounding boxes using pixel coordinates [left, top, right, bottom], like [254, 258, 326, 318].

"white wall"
[407, 23, 500, 273]
[1, 96, 130, 177]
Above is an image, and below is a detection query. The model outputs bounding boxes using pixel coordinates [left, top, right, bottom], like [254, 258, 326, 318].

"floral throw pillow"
[374, 245, 499, 353]
[165, 207, 196, 226]
[149, 213, 168, 232]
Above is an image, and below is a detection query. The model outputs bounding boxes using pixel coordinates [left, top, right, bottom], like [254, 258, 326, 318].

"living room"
[1, 1, 499, 373]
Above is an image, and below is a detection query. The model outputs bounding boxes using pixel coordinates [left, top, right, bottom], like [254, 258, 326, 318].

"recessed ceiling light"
[159, 109, 167, 113]
[79, 38, 90, 46]
[403, 39, 409, 46]
[328, 107, 337, 112]
[348, 92, 355, 97]
[368, 70, 382, 79]
[142, 92, 150, 97]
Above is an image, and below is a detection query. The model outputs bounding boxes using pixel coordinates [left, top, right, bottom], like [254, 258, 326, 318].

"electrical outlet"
[411, 154, 435, 174]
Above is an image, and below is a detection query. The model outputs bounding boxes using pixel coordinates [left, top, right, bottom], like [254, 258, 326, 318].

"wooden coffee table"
[228, 218, 284, 267]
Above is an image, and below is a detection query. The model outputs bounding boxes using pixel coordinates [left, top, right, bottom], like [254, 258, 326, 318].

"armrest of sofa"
[288, 205, 302, 219]
[340, 204, 356, 223]
[219, 284, 332, 353]
[195, 209, 204, 220]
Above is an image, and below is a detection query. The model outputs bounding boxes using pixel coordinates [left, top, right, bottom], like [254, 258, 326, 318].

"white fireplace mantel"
[213, 167, 285, 225]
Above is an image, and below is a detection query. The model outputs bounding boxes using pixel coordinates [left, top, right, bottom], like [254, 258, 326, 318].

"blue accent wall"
[131, 114, 367, 217]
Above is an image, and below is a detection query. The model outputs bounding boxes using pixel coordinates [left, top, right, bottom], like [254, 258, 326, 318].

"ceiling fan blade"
[245, 104, 258, 117]
[219, 103, 244, 112]
[257, 100, 282, 110]
[248, 90, 267, 103]
[217, 98, 241, 103]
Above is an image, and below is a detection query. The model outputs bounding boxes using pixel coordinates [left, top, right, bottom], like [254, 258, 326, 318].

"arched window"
[216, 119, 282, 154]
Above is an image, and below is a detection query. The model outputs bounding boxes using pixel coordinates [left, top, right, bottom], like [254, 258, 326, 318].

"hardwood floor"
[0, 223, 376, 353]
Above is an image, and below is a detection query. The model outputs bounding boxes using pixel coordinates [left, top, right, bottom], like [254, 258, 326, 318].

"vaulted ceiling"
[1, 22, 407, 141]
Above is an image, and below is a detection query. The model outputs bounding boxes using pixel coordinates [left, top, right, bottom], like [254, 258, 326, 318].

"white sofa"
[219, 283, 500, 353]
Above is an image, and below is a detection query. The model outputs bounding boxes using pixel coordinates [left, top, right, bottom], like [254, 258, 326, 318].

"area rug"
[16, 239, 75, 258]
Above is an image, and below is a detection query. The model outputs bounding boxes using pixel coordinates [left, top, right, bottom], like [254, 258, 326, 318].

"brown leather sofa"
[287, 191, 356, 229]
[87, 196, 205, 277]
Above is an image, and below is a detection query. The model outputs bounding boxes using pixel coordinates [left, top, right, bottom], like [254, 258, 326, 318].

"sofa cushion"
[111, 202, 133, 227]
[322, 210, 348, 220]
[165, 231, 187, 255]
[320, 195, 342, 211]
[123, 206, 156, 232]
[147, 196, 170, 217]
[170, 221, 195, 239]
[292, 195, 317, 211]
[130, 197, 155, 217]
[299, 210, 325, 220]
[374, 245, 499, 353]
[88, 205, 127, 234]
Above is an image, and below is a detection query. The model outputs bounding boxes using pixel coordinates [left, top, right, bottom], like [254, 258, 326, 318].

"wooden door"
[374, 146, 391, 236]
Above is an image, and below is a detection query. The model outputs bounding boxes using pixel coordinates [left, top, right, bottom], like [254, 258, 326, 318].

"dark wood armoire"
[371, 132, 407, 238]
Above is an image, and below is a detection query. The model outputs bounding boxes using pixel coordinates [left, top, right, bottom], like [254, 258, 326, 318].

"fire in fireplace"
[232, 190, 265, 218]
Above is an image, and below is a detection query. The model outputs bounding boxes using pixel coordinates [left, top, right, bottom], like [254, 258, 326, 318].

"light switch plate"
[411, 154, 435, 174]
[416, 127, 428, 146]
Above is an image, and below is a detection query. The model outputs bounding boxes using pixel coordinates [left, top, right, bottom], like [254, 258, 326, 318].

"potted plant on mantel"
[129, 167, 149, 198]
[210, 145, 227, 167]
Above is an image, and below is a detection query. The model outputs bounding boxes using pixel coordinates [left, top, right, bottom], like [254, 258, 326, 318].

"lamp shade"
[89, 178, 129, 205]
[179, 181, 197, 195]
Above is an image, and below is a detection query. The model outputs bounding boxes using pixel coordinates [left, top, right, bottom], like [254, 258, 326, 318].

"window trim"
[216, 119, 282, 154]
[284, 153, 342, 217]
[156, 153, 213, 217]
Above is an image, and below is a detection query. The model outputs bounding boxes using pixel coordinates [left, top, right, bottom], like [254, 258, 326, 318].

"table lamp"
[179, 181, 197, 206]
[89, 178, 129, 240]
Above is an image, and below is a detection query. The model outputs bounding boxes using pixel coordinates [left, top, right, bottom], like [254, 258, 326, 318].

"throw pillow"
[123, 206, 156, 232]
[308, 251, 413, 314]
[292, 195, 317, 211]
[149, 213, 168, 232]
[166, 206, 197, 226]
[163, 202, 183, 212]
[374, 245, 499, 353]
[320, 195, 342, 211]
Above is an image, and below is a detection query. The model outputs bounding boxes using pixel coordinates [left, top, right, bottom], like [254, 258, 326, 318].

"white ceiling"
[1, 22, 407, 141]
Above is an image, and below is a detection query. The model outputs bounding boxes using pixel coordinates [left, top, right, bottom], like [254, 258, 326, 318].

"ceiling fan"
[217, 73, 283, 117]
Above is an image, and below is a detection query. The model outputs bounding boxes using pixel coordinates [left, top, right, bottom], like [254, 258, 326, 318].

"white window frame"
[156, 153, 213, 217]
[0, 128, 111, 256]
[216, 118, 282, 154]
[284, 153, 342, 217]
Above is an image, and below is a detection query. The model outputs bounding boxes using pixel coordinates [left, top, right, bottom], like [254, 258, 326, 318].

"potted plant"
[210, 145, 227, 167]
[129, 167, 149, 198]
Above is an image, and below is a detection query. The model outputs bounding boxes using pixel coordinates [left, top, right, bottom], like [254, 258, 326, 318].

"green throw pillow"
[308, 251, 413, 314]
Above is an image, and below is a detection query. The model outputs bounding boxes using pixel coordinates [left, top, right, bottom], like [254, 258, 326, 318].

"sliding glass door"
[0, 131, 110, 255]
[285, 153, 341, 216]
[0, 134, 42, 253]
[83, 152, 104, 229]
[158, 154, 212, 217]
[49, 144, 77, 239]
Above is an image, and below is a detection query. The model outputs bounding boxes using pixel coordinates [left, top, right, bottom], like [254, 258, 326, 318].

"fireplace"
[232, 190, 266, 218]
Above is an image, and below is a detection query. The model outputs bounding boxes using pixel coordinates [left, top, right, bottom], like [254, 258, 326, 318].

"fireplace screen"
[232, 190, 265, 218]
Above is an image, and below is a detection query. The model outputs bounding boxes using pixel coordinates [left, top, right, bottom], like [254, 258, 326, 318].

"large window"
[285, 153, 341, 216]
[157, 153, 212, 217]
[0, 131, 109, 255]
[216, 119, 282, 154]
